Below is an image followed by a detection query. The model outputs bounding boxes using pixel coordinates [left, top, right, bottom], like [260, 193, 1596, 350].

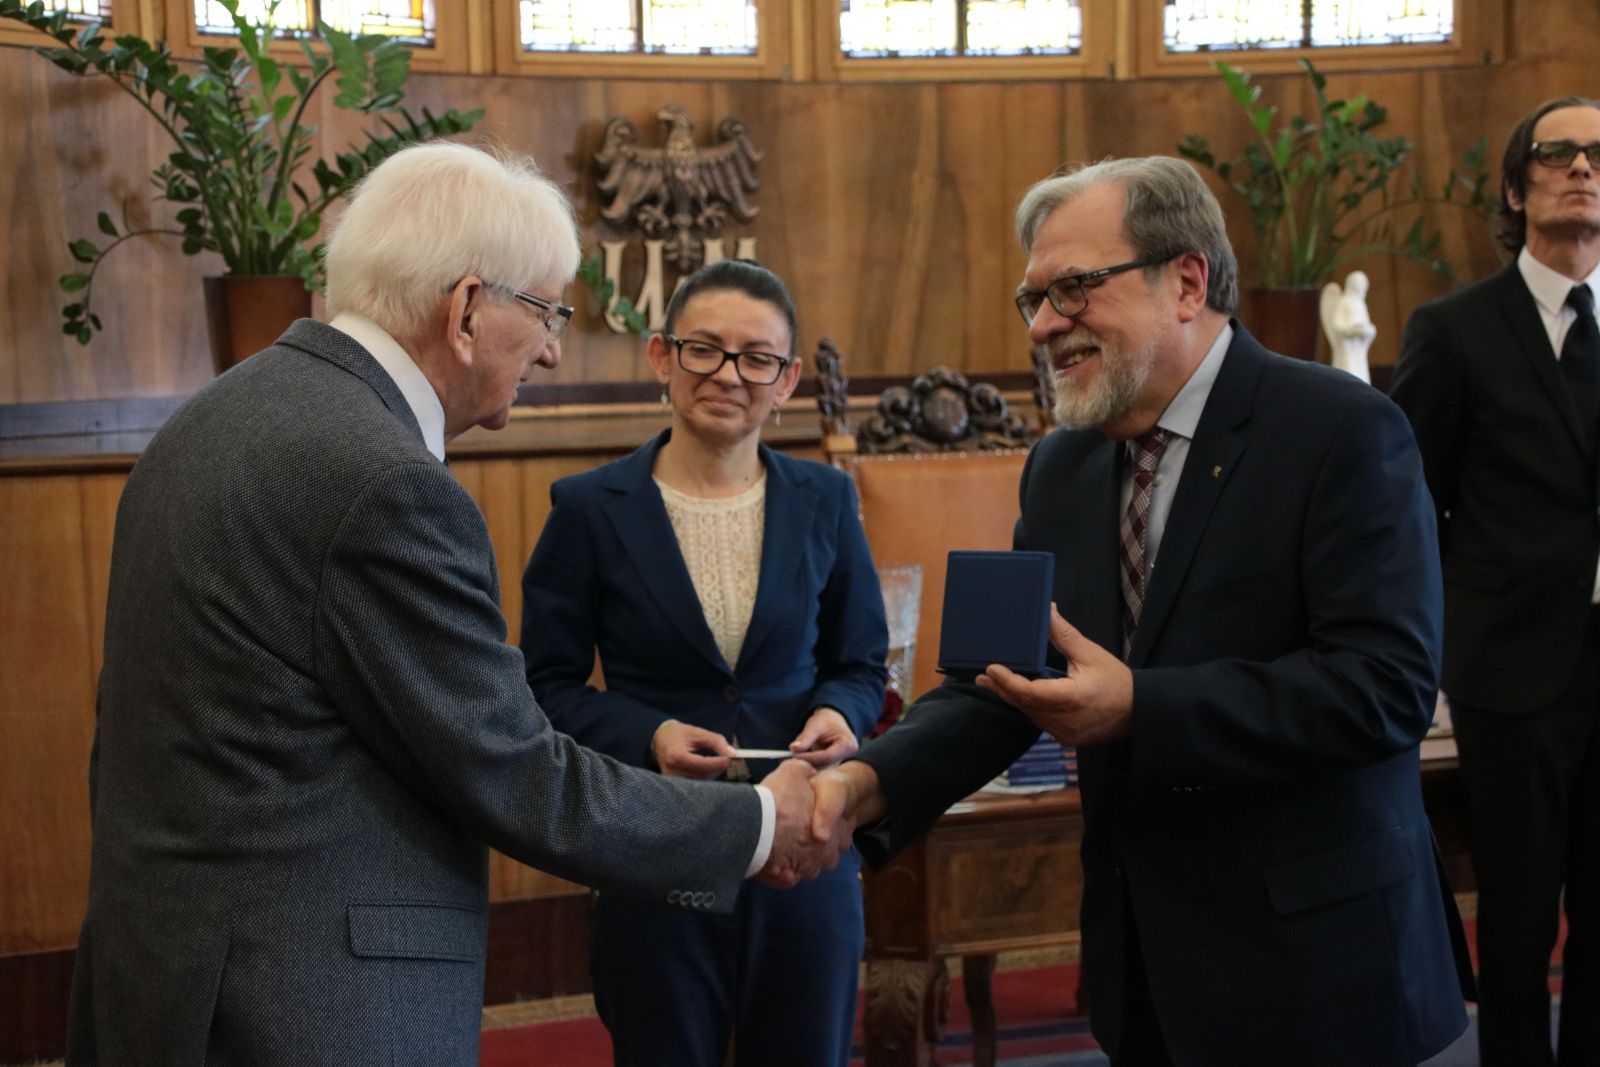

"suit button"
[722, 684, 741, 703]
[667, 890, 681, 905]
[704, 892, 716, 908]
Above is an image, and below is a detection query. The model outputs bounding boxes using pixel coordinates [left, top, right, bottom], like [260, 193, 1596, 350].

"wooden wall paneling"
[761, 83, 866, 363]
[0, 476, 97, 955]
[880, 85, 943, 381]
[3, 0, 1600, 397]
[79, 473, 123, 683]
[939, 81, 1028, 378]
[802, 82, 945, 377]
[0, 53, 57, 405]
[780, 83, 880, 372]
[0, 51, 218, 404]
[998, 80, 1068, 237]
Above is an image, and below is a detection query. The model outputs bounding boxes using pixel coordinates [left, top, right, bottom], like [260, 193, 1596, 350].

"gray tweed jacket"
[65, 320, 762, 1066]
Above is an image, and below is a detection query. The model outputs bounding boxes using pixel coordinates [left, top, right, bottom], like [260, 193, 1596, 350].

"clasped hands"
[755, 759, 873, 889]
[648, 707, 867, 890]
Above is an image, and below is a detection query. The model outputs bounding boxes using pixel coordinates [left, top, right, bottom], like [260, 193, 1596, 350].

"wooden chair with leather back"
[814, 338, 1053, 707]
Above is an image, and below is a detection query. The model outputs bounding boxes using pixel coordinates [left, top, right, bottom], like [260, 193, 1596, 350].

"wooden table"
[860, 787, 1084, 1067]
[858, 745, 1467, 1067]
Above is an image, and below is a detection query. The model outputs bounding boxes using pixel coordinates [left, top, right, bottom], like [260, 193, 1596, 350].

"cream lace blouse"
[654, 475, 766, 669]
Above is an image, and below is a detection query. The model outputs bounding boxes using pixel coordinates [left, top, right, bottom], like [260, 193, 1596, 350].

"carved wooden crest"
[858, 367, 1032, 454]
[594, 104, 762, 273]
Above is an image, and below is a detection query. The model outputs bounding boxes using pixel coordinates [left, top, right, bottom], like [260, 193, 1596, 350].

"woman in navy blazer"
[520, 260, 887, 1067]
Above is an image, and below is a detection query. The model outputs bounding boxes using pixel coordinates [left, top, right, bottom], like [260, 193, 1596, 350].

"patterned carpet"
[478, 903, 1567, 1067]
[478, 972, 1555, 1067]
[12, 902, 1564, 1067]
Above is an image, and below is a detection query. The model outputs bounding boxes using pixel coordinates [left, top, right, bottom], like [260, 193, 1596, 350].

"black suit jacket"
[1391, 263, 1600, 713]
[857, 325, 1469, 1066]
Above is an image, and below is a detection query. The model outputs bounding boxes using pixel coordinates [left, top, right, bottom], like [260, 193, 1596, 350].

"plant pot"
[1242, 286, 1323, 362]
[203, 275, 313, 375]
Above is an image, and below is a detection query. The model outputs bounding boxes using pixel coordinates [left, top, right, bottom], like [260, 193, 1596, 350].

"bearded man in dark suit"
[807, 156, 1472, 1067]
[1392, 96, 1600, 1067]
[66, 143, 836, 1067]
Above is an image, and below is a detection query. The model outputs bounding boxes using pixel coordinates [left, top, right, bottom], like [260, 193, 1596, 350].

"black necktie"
[1561, 284, 1600, 452]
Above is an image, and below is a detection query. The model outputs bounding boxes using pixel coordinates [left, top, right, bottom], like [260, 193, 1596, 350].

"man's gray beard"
[1047, 334, 1155, 430]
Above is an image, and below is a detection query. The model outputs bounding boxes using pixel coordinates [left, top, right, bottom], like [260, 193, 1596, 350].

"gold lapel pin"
[1212, 465, 1222, 477]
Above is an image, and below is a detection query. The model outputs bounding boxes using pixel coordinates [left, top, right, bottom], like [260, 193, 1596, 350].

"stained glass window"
[1165, 0, 1452, 53]
[839, 0, 1080, 58]
[195, 0, 434, 42]
[520, 0, 759, 54]
[52, 0, 111, 20]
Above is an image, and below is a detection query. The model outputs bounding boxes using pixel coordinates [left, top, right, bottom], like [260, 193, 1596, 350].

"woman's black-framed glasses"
[1014, 256, 1166, 327]
[1530, 140, 1600, 169]
[668, 336, 792, 385]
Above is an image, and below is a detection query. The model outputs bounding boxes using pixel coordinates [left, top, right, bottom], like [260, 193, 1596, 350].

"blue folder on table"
[936, 550, 1059, 680]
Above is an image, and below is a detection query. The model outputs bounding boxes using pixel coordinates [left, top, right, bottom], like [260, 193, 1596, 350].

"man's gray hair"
[1014, 156, 1239, 316]
[324, 142, 581, 337]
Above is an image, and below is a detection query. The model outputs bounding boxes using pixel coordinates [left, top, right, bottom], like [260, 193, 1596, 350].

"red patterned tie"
[1120, 429, 1172, 658]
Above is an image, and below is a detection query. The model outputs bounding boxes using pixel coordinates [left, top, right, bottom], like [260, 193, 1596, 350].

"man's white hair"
[324, 142, 581, 337]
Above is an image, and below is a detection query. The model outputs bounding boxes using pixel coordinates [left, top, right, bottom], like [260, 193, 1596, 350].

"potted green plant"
[0, 0, 481, 369]
[1178, 58, 1493, 360]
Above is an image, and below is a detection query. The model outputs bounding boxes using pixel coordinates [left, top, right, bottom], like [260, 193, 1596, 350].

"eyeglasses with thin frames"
[667, 336, 792, 385]
[445, 278, 574, 339]
[1530, 140, 1600, 169]
[1014, 256, 1168, 328]
[493, 285, 573, 340]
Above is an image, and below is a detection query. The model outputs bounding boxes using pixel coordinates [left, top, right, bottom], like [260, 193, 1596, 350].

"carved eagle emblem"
[594, 105, 762, 273]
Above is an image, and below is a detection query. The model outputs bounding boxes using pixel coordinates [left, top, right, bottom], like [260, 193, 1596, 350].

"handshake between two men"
[754, 605, 1138, 889]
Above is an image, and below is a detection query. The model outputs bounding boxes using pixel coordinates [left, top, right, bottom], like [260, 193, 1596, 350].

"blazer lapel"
[602, 433, 730, 675]
[735, 447, 818, 673]
[1067, 439, 1126, 657]
[1497, 266, 1588, 451]
[1129, 325, 1258, 665]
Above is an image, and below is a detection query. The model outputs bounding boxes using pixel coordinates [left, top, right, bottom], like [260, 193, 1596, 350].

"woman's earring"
[772, 407, 782, 426]
[659, 387, 669, 406]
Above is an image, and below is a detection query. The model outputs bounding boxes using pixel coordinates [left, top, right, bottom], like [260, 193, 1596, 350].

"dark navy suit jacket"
[856, 325, 1472, 1067]
[520, 429, 887, 776]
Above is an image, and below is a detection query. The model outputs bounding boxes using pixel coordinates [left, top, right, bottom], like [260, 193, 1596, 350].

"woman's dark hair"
[660, 259, 798, 347]
[1499, 96, 1600, 253]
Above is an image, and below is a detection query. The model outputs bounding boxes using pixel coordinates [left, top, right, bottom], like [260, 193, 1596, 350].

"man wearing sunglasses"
[1393, 97, 1600, 1067]
[807, 156, 1472, 1066]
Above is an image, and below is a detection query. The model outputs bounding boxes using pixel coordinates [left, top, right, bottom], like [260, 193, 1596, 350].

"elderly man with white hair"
[65, 142, 834, 1067]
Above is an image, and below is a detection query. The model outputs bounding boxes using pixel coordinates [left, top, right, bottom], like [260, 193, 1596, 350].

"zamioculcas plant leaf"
[1179, 58, 1494, 289]
[0, 0, 483, 343]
